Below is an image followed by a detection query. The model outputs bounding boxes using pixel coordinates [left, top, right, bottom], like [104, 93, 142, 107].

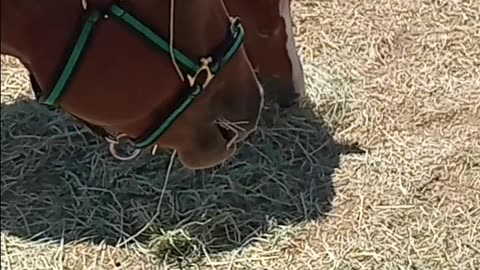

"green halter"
[40, 4, 245, 151]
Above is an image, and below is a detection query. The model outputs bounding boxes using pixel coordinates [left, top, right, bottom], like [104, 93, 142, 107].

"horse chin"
[178, 143, 237, 170]
[175, 122, 259, 170]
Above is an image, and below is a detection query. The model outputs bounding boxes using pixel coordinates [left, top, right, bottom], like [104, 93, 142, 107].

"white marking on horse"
[279, 0, 305, 97]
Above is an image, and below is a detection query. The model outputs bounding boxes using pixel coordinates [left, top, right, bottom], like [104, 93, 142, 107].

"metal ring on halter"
[107, 133, 142, 161]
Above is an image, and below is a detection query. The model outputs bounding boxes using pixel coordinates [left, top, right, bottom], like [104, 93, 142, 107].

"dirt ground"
[1, 0, 479, 269]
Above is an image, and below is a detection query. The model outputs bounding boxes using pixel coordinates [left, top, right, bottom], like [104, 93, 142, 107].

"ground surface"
[1, 0, 479, 269]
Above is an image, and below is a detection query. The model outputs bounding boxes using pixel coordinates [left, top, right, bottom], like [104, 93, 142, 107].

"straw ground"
[1, 0, 479, 269]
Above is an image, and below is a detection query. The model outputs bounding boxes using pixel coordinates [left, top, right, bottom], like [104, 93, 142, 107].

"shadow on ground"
[1, 98, 363, 261]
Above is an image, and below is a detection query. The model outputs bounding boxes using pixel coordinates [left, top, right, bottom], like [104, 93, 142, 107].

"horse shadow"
[0, 98, 363, 261]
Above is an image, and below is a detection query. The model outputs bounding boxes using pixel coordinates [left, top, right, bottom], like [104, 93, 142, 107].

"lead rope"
[78, 0, 141, 160]
[77, 0, 186, 159]
[150, 0, 184, 155]
[169, 0, 185, 82]
[81, 0, 87, 10]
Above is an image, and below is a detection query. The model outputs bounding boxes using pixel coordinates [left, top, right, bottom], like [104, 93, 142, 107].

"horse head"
[1, 0, 264, 169]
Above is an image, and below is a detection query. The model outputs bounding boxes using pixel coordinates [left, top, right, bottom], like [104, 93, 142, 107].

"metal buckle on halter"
[186, 57, 215, 89]
[106, 133, 142, 161]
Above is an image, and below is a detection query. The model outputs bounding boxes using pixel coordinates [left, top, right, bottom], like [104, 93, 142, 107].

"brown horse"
[1, 0, 266, 169]
[224, 0, 305, 107]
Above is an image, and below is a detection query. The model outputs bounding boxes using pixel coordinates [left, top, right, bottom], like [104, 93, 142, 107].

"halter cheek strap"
[36, 4, 245, 159]
[41, 11, 100, 106]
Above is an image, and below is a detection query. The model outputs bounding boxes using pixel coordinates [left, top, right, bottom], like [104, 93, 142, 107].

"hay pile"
[1, 0, 479, 269]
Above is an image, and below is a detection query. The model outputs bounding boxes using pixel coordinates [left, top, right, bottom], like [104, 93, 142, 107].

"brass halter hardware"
[186, 57, 215, 89]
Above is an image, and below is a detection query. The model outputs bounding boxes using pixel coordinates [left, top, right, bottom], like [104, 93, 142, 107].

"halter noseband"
[34, 4, 245, 160]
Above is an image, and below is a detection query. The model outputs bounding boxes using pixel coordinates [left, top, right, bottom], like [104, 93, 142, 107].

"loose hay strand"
[169, 0, 185, 82]
[118, 150, 177, 248]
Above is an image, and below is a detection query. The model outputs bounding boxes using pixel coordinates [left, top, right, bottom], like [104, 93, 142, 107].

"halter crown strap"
[39, 4, 245, 150]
